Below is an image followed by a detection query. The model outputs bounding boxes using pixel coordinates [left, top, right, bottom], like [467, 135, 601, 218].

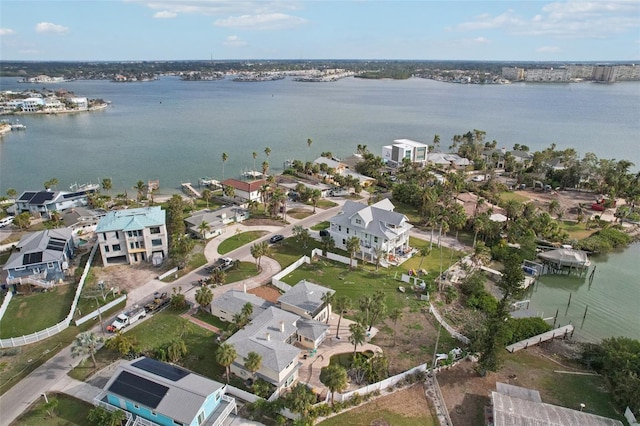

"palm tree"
[221, 152, 229, 180]
[417, 246, 431, 270]
[244, 351, 262, 379]
[101, 178, 112, 195]
[349, 322, 366, 355]
[215, 343, 237, 384]
[201, 188, 212, 209]
[252, 151, 258, 172]
[223, 185, 235, 199]
[71, 331, 103, 368]
[320, 364, 348, 406]
[346, 236, 360, 269]
[432, 134, 441, 152]
[285, 383, 316, 418]
[310, 189, 321, 213]
[209, 269, 226, 286]
[134, 180, 147, 202]
[321, 291, 334, 323]
[197, 220, 210, 239]
[320, 233, 335, 256]
[264, 146, 271, 159]
[373, 246, 384, 271]
[389, 308, 403, 346]
[261, 160, 270, 176]
[195, 286, 213, 312]
[306, 138, 313, 161]
[548, 199, 561, 218]
[6, 188, 17, 199]
[334, 296, 352, 338]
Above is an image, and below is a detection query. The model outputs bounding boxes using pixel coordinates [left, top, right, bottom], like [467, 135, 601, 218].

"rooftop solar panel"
[30, 192, 55, 205]
[46, 242, 66, 251]
[132, 357, 190, 382]
[23, 252, 43, 265]
[109, 371, 168, 409]
[19, 192, 37, 201]
[62, 191, 87, 199]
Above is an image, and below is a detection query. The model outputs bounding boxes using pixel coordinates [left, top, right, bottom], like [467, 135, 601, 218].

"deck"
[181, 182, 201, 198]
[505, 324, 574, 353]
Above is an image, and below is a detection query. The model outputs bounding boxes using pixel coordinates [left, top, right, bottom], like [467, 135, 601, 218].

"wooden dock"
[505, 324, 574, 353]
[181, 182, 201, 198]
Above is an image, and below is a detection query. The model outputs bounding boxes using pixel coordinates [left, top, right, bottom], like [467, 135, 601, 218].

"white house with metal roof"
[95, 206, 168, 266]
[3, 228, 74, 286]
[328, 199, 413, 264]
[277, 280, 334, 323]
[97, 357, 236, 426]
[184, 207, 250, 240]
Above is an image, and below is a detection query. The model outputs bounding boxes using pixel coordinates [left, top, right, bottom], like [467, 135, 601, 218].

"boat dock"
[506, 324, 574, 353]
[181, 182, 201, 198]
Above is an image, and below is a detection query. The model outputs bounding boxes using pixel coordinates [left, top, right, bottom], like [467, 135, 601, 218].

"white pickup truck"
[106, 306, 146, 332]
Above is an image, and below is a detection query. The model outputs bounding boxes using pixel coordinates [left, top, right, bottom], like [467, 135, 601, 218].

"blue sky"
[1, 1, 639, 61]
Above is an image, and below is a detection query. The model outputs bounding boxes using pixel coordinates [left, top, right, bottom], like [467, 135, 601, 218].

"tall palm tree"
[201, 188, 212, 209]
[346, 236, 360, 269]
[252, 151, 258, 172]
[264, 146, 271, 159]
[334, 296, 352, 338]
[321, 291, 335, 323]
[215, 343, 237, 384]
[432, 134, 441, 152]
[306, 138, 313, 161]
[389, 308, 403, 346]
[197, 220, 210, 239]
[134, 180, 147, 202]
[310, 189, 321, 213]
[320, 364, 348, 406]
[102, 178, 112, 195]
[222, 152, 229, 180]
[195, 286, 213, 312]
[349, 322, 366, 355]
[261, 160, 269, 176]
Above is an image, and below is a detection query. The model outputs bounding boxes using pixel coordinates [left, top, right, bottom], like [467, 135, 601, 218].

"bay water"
[0, 75, 638, 342]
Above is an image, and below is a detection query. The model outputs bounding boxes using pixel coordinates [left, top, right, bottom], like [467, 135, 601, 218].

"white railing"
[226, 385, 261, 403]
[157, 267, 178, 281]
[207, 396, 237, 426]
[75, 294, 127, 326]
[271, 256, 310, 291]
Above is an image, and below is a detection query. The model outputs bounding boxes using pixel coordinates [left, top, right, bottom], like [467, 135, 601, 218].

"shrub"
[504, 317, 552, 345]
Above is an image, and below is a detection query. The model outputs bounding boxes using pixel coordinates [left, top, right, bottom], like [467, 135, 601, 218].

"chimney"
[280, 321, 285, 333]
[266, 333, 270, 341]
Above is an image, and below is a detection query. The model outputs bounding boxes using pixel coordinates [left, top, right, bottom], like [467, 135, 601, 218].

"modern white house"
[382, 138, 429, 167]
[328, 199, 413, 264]
[95, 206, 168, 266]
[221, 178, 266, 203]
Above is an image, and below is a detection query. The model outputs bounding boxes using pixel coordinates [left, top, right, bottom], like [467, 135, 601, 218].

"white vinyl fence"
[0, 291, 13, 322]
[271, 256, 310, 291]
[429, 302, 470, 345]
[75, 294, 127, 326]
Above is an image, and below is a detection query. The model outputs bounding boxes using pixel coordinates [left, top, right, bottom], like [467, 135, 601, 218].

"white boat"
[11, 122, 26, 131]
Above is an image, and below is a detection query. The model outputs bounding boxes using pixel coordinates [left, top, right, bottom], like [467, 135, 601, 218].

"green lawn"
[311, 221, 330, 231]
[0, 284, 76, 338]
[268, 237, 323, 268]
[400, 237, 465, 274]
[11, 393, 93, 426]
[225, 261, 261, 283]
[315, 199, 338, 209]
[390, 200, 422, 224]
[218, 231, 267, 255]
[287, 208, 313, 220]
[559, 220, 594, 240]
[498, 191, 530, 204]
[193, 310, 232, 331]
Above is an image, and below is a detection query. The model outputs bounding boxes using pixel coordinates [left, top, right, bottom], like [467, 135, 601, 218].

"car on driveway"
[269, 234, 284, 244]
[319, 229, 329, 237]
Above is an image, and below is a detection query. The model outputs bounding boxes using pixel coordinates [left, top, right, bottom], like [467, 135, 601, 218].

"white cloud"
[35, 22, 69, 34]
[473, 37, 490, 44]
[0, 28, 16, 36]
[223, 35, 248, 47]
[455, 1, 640, 39]
[536, 46, 561, 53]
[153, 10, 177, 19]
[214, 13, 307, 30]
[136, 1, 302, 17]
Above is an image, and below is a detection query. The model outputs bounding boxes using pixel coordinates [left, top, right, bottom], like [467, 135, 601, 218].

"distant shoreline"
[0, 104, 108, 116]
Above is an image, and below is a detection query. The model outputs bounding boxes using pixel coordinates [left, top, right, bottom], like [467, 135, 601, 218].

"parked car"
[319, 229, 329, 237]
[269, 234, 284, 244]
[0, 216, 14, 228]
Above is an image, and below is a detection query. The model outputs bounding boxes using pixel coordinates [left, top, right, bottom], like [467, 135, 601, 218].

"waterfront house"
[14, 187, 97, 218]
[427, 152, 471, 169]
[211, 290, 272, 322]
[221, 178, 266, 203]
[97, 357, 236, 426]
[226, 307, 302, 391]
[185, 206, 249, 240]
[381, 138, 429, 167]
[328, 199, 413, 264]
[3, 228, 74, 286]
[95, 206, 168, 266]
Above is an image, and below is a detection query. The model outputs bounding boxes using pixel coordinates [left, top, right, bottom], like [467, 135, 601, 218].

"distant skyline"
[1, 1, 639, 62]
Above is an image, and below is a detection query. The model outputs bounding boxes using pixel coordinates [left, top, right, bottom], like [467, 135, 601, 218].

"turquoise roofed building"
[95, 206, 168, 266]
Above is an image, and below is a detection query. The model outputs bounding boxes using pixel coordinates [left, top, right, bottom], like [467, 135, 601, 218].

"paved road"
[0, 199, 348, 425]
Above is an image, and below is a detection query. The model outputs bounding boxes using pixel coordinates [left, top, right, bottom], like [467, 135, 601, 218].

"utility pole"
[95, 296, 105, 337]
[432, 323, 442, 370]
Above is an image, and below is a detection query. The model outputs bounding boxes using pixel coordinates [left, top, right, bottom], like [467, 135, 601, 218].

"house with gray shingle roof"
[95, 206, 168, 266]
[328, 199, 412, 263]
[185, 207, 249, 240]
[226, 307, 302, 390]
[3, 228, 74, 286]
[211, 290, 272, 323]
[278, 280, 334, 323]
[98, 356, 236, 426]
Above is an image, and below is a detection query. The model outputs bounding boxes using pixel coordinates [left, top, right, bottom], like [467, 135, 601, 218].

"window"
[374, 237, 378, 243]
[103, 233, 107, 241]
[152, 239, 162, 247]
[355, 218, 362, 225]
[47, 262, 55, 269]
[112, 244, 121, 251]
[114, 231, 119, 239]
[104, 246, 110, 252]
[197, 412, 205, 425]
[346, 228, 349, 234]
[127, 231, 132, 237]
[150, 227, 161, 234]
[338, 225, 341, 232]
[342, 239, 346, 245]
[133, 404, 139, 409]
[130, 242, 135, 249]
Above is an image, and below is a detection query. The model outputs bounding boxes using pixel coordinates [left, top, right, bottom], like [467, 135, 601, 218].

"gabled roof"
[330, 200, 411, 240]
[4, 228, 72, 270]
[278, 280, 334, 315]
[313, 157, 344, 170]
[211, 290, 272, 319]
[226, 307, 301, 374]
[185, 207, 247, 227]
[96, 206, 165, 233]
[104, 357, 225, 425]
[296, 319, 330, 341]
[221, 178, 266, 193]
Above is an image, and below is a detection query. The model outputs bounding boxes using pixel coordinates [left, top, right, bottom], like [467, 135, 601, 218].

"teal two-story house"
[97, 357, 236, 426]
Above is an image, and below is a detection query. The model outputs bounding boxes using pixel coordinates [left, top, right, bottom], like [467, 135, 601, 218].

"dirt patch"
[92, 263, 159, 294]
[517, 189, 599, 220]
[242, 218, 284, 227]
[246, 285, 282, 303]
